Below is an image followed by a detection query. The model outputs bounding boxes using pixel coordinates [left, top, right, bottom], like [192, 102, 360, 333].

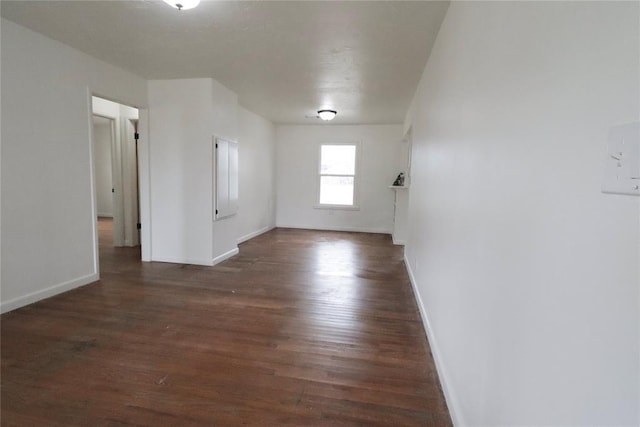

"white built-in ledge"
[389, 186, 409, 189]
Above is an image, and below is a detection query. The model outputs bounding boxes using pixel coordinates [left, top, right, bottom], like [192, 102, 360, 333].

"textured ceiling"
[1, 0, 449, 124]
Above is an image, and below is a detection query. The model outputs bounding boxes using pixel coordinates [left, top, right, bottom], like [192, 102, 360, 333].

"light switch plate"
[602, 122, 640, 196]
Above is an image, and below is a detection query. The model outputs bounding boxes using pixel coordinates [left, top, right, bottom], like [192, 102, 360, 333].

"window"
[318, 144, 358, 207]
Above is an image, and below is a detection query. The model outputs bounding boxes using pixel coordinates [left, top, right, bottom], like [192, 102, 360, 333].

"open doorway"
[91, 96, 140, 258]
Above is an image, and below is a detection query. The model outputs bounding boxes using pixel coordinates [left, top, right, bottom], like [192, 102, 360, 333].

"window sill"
[314, 204, 361, 211]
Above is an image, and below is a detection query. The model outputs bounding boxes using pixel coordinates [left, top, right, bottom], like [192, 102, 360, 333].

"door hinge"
[136, 223, 141, 230]
[215, 209, 218, 215]
[112, 188, 115, 193]
[215, 143, 218, 148]
[134, 132, 139, 140]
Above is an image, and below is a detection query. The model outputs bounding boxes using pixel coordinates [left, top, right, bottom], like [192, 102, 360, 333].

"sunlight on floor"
[313, 240, 357, 278]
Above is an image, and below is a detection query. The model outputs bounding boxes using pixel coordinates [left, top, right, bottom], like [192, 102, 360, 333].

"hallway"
[1, 228, 450, 425]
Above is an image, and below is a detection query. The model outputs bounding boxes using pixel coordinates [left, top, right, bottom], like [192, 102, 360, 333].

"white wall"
[147, 78, 239, 266]
[237, 106, 276, 243]
[210, 80, 240, 264]
[93, 117, 113, 217]
[276, 125, 402, 234]
[147, 78, 215, 265]
[404, 2, 639, 425]
[1, 19, 147, 313]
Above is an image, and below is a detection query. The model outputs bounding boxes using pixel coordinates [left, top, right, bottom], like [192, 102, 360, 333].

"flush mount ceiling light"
[317, 110, 337, 121]
[163, 0, 200, 10]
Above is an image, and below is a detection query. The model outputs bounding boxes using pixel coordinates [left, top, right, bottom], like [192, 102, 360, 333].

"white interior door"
[92, 116, 115, 218]
[121, 117, 139, 246]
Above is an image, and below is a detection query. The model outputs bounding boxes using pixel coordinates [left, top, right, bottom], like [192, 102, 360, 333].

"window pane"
[321, 145, 356, 175]
[320, 176, 354, 205]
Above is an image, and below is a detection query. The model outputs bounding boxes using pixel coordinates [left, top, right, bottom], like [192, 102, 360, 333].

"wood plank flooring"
[1, 220, 451, 426]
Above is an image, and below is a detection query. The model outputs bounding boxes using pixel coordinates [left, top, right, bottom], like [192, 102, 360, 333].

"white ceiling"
[1, 0, 449, 125]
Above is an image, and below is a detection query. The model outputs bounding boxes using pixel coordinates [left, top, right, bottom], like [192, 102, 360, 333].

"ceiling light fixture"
[163, 0, 200, 10]
[317, 110, 337, 121]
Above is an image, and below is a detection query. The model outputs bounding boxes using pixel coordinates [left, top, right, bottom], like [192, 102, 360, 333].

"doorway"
[91, 96, 140, 255]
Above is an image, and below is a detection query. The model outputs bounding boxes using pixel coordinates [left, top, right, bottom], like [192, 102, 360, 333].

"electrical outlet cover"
[602, 122, 640, 196]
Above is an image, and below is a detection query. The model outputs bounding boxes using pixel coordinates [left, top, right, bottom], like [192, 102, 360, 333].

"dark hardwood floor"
[1, 218, 451, 426]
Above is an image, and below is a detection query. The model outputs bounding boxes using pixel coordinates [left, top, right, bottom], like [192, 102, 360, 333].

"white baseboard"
[212, 247, 239, 266]
[147, 248, 240, 267]
[403, 254, 465, 426]
[1, 273, 99, 314]
[392, 236, 406, 245]
[237, 225, 275, 244]
[276, 223, 392, 235]
[151, 256, 215, 266]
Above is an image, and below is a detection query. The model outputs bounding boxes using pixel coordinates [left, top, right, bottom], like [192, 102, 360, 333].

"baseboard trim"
[212, 248, 239, 266]
[392, 236, 406, 245]
[1, 273, 99, 314]
[403, 254, 465, 426]
[276, 223, 392, 235]
[151, 256, 214, 266]
[147, 248, 240, 267]
[237, 225, 275, 244]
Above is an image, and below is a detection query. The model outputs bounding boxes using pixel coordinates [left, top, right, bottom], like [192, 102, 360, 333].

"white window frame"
[315, 141, 361, 210]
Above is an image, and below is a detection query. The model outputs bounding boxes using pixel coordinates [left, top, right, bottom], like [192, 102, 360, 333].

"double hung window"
[318, 144, 358, 207]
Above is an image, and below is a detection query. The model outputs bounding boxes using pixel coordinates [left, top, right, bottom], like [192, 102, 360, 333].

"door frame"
[88, 92, 150, 264]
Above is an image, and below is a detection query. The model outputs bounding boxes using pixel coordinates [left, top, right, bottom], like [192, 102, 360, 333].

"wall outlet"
[602, 122, 640, 196]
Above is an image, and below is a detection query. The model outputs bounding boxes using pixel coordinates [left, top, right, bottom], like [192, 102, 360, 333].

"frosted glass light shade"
[163, 0, 200, 10]
[317, 110, 337, 121]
